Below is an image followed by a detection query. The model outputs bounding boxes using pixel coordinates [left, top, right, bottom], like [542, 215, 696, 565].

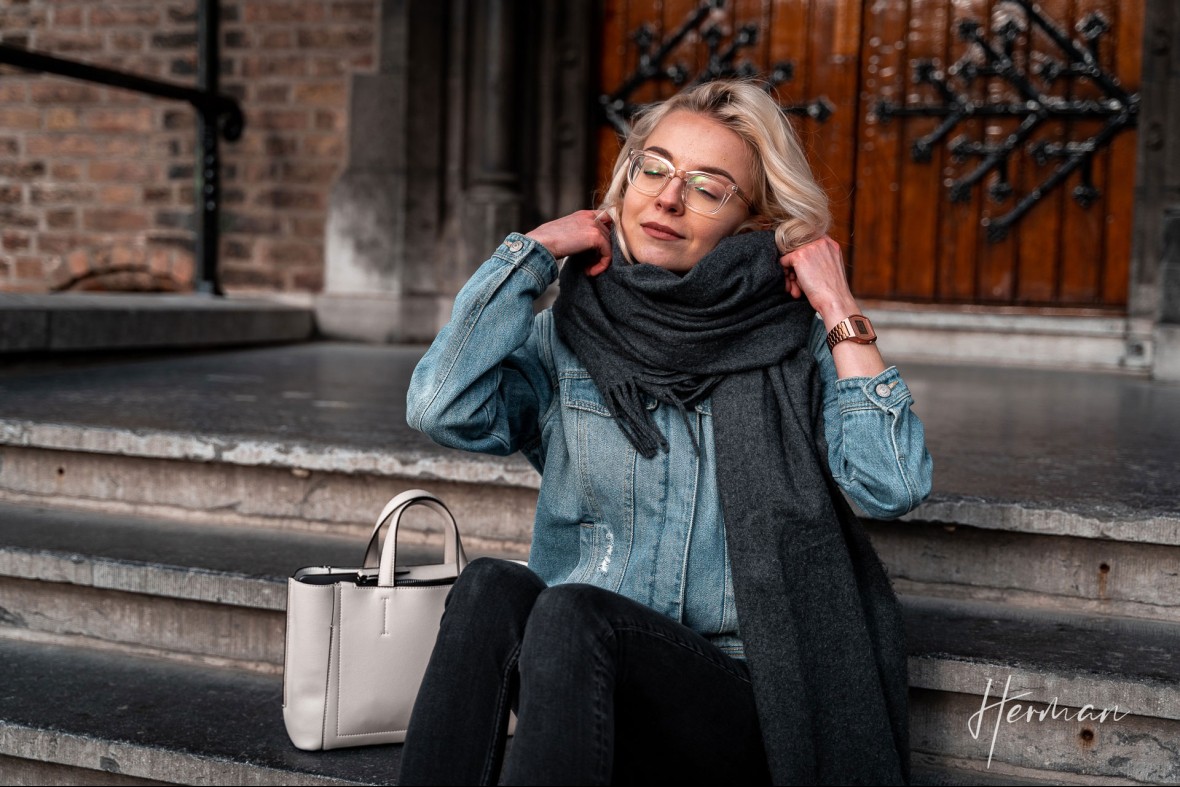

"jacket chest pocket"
[558, 373, 651, 527]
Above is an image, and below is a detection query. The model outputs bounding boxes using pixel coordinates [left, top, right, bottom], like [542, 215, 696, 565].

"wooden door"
[596, 0, 1143, 310]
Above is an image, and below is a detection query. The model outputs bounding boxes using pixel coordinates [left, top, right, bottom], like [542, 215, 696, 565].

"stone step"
[866, 518, 1180, 624]
[0, 292, 314, 353]
[0, 502, 526, 672]
[1, 597, 1175, 784]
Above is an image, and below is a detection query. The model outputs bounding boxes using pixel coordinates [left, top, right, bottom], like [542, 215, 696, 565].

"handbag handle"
[366, 489, 467, 587]
[361, 489, 460, 569]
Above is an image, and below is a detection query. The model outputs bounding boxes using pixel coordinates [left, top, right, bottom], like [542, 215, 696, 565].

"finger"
[587, 258, 610, 277]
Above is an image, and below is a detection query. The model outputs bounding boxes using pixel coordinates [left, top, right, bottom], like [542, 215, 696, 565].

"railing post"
[195, 0, 222, 295]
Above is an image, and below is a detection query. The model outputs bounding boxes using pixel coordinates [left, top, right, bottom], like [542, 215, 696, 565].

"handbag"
[282, 488, 467, 750]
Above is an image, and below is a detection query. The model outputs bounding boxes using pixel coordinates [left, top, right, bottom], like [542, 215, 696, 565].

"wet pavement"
[1, 341, 1177, 529]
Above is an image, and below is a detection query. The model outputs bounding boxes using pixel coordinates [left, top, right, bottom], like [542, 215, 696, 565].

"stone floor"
[1, 341, 1178, 533]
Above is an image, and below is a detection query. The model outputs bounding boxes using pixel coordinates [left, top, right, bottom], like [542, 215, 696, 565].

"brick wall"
[0, 0, 376, 293]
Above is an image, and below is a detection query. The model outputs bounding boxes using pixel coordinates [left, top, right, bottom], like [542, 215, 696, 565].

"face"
[619, 110, 755, 272]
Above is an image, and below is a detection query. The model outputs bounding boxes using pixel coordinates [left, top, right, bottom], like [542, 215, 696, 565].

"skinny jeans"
[397, 558, 771, 786]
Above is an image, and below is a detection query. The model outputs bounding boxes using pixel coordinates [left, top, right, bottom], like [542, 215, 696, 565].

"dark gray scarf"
[553, 230, 910, 785]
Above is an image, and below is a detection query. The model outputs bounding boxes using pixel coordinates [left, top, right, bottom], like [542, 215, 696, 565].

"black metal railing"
[0, 0, 243, 294]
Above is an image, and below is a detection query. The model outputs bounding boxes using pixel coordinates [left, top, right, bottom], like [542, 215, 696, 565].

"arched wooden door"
[596, 0, 1143, 310]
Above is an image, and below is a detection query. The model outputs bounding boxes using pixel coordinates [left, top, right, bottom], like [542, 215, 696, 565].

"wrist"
[816, 296, 861, 329]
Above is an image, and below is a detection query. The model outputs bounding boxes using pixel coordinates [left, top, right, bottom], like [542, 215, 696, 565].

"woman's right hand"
[525, 210, 613, 276]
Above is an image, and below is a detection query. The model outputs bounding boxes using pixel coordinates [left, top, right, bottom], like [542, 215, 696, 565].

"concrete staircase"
[0, 342, 1177, 784]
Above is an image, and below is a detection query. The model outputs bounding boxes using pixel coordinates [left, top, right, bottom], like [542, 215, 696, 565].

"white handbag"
[282, 489, 467, 751]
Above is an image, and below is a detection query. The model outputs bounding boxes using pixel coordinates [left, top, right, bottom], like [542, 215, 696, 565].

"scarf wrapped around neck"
[553, 230, 911, 785]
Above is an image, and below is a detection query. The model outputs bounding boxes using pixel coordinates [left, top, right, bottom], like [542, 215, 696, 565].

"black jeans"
[398, 558, 770, 786]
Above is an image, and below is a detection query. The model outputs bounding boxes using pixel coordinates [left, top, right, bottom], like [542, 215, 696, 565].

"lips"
[640, 221, 684, 241]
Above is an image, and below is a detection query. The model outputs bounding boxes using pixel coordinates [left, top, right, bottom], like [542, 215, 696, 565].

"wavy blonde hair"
[599, 79, 831, 259]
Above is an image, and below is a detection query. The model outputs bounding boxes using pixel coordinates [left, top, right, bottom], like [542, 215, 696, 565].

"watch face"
[853, 317, 870, 334]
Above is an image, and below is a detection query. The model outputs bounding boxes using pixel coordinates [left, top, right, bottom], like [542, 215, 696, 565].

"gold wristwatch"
[825, 314, 877, 350]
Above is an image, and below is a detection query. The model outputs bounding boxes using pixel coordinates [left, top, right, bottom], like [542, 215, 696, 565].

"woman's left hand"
[778, 235, 857, 318]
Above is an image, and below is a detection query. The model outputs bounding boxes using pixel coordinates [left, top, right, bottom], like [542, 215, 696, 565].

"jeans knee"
[443, 557, 544, 622]
[519, 584, 618, 662]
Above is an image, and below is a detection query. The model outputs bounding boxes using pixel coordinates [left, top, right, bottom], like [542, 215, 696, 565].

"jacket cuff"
[492, 233, 559, 288]
[835, 366, 913, 414]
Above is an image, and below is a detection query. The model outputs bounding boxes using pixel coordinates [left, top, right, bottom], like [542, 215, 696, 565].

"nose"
[655, 174, 686, 214]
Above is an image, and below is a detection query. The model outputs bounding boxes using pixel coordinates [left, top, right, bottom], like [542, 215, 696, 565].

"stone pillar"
[1136, 0, 1180, 379]
[317, 0, 447, 343]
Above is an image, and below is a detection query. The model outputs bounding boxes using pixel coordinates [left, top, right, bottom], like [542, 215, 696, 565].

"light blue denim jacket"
[407, 234, 933, 657]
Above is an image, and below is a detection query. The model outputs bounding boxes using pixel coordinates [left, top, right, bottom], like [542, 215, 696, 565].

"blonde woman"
[401, 79, 932, 785]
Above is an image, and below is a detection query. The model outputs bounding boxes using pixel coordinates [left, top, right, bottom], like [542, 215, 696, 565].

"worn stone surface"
[868, 520, 1180, 622]
[0, 294, 314, 352]
[1, 345, 1178, 540]
[0, 753, 168, 786]
[0, 638, 400, 785]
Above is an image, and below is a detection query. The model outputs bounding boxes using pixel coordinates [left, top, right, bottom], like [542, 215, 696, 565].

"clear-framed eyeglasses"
[625, 149, 753, 215]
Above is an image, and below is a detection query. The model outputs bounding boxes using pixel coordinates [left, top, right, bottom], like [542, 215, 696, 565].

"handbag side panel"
[322, 583, 450, 749]
[283, 579, 336, 751]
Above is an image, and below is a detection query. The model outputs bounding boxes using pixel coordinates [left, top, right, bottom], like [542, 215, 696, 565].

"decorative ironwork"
[600, 0, 833, 136]
[874, 0, 1138, 242]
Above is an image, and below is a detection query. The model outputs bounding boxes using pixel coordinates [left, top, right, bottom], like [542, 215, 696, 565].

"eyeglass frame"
[624, 148, 754, 215]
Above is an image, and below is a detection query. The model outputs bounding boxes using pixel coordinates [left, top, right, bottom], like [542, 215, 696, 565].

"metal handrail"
[0, 0, 243, 294]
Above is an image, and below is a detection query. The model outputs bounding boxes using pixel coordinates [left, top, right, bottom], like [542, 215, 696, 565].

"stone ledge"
[0, 293, 314, 352]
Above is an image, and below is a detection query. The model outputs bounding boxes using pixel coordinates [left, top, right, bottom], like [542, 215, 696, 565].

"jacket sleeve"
[406, 233, 558, 462]
[810, 317, 934, 519]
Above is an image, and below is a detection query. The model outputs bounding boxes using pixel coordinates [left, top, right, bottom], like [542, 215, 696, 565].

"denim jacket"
[407, 234, 933, 656]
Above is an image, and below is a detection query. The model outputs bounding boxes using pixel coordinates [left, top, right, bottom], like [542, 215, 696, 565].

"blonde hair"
[599, 79, 831, 259]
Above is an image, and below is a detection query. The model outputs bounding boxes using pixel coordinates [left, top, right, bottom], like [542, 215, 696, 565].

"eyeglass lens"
[627, 153, 733, 213]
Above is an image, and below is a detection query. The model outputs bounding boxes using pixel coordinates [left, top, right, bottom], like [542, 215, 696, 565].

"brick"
[1, 231, 32, 252]
[30, 185, 96, 205]
[50, 162, 82, 180]
[224, 238, 252, 260]
[51, 5, 85, 27]
[292, 82, 346, 107]
[143, 186, 173, 205]
[84, 107, 155, 133]
[110, 31, 146, 51]
[222, 264, 282, 288]
[45, 108, 80, 130]
[291, 267, 325, 291]
[0, 82, 29, 102]
[259, 30, 295, 48]
[156, 210, 193, 230]
[296, 26, 374, 49]
[224, 29, 251, 49]
[240, 55, 308, 78]
[302, 134, 344, 157]
[144, 232, 194, 252]
[263, 241, 321, 265]
[162, 109, 192, 130]
[171, 250, 194, 282]
[281, 160, 339, 184]
[223, 188, 246, 206]
[291, 217, 325, 238]
[0, 138, 19, 157]
[314, 110, 342, 131]
[46, 210, 78, 230]
[171, 57, 197, 77]
[26, 135, 144, 158]
[309, 57, 346, 77]
[90, 7, 162, 27]
[39, 234, 85, 255]
[254, 188, 323, 210]
[29, 83, 101, 104]
[223, 213, 281, 233]
[36, 31, 104, 53]
[152, 32, 198, 49]
[177, 187, 195, 206]
[253, 109, 308, 131]
[0, 109, 41, 130]
[329, 1, 376, 22]
[167, 5, 197, 24]
[243, 2, 326, 24]
[14, 257, 45, 278]
[82, 209, 150, 232]
[98, 185, 140, 205]
[0, 208, 39, 229]
[89, 160, 159, 182]
[0, 185, 23, 205]
[254, 84, 291, 104]
[148, 247, 172, 275]
[0, 160, 46, 179]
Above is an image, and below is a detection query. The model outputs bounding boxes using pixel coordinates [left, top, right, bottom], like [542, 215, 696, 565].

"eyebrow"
[645, 146, 740, 185]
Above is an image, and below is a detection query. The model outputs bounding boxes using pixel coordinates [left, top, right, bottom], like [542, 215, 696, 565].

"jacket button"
[875, 383, 892, 398]
[505, 240, 524, 252]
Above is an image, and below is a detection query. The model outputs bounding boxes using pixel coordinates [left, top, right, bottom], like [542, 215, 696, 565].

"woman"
[401, 79, 932, 785]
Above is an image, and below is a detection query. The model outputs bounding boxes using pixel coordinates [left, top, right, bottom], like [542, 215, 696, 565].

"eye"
[687, 174, 725, 201]
[639, 156, 671, 179]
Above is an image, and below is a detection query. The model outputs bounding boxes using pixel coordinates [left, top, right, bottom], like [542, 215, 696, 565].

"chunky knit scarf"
[553, 230, 911, 785]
